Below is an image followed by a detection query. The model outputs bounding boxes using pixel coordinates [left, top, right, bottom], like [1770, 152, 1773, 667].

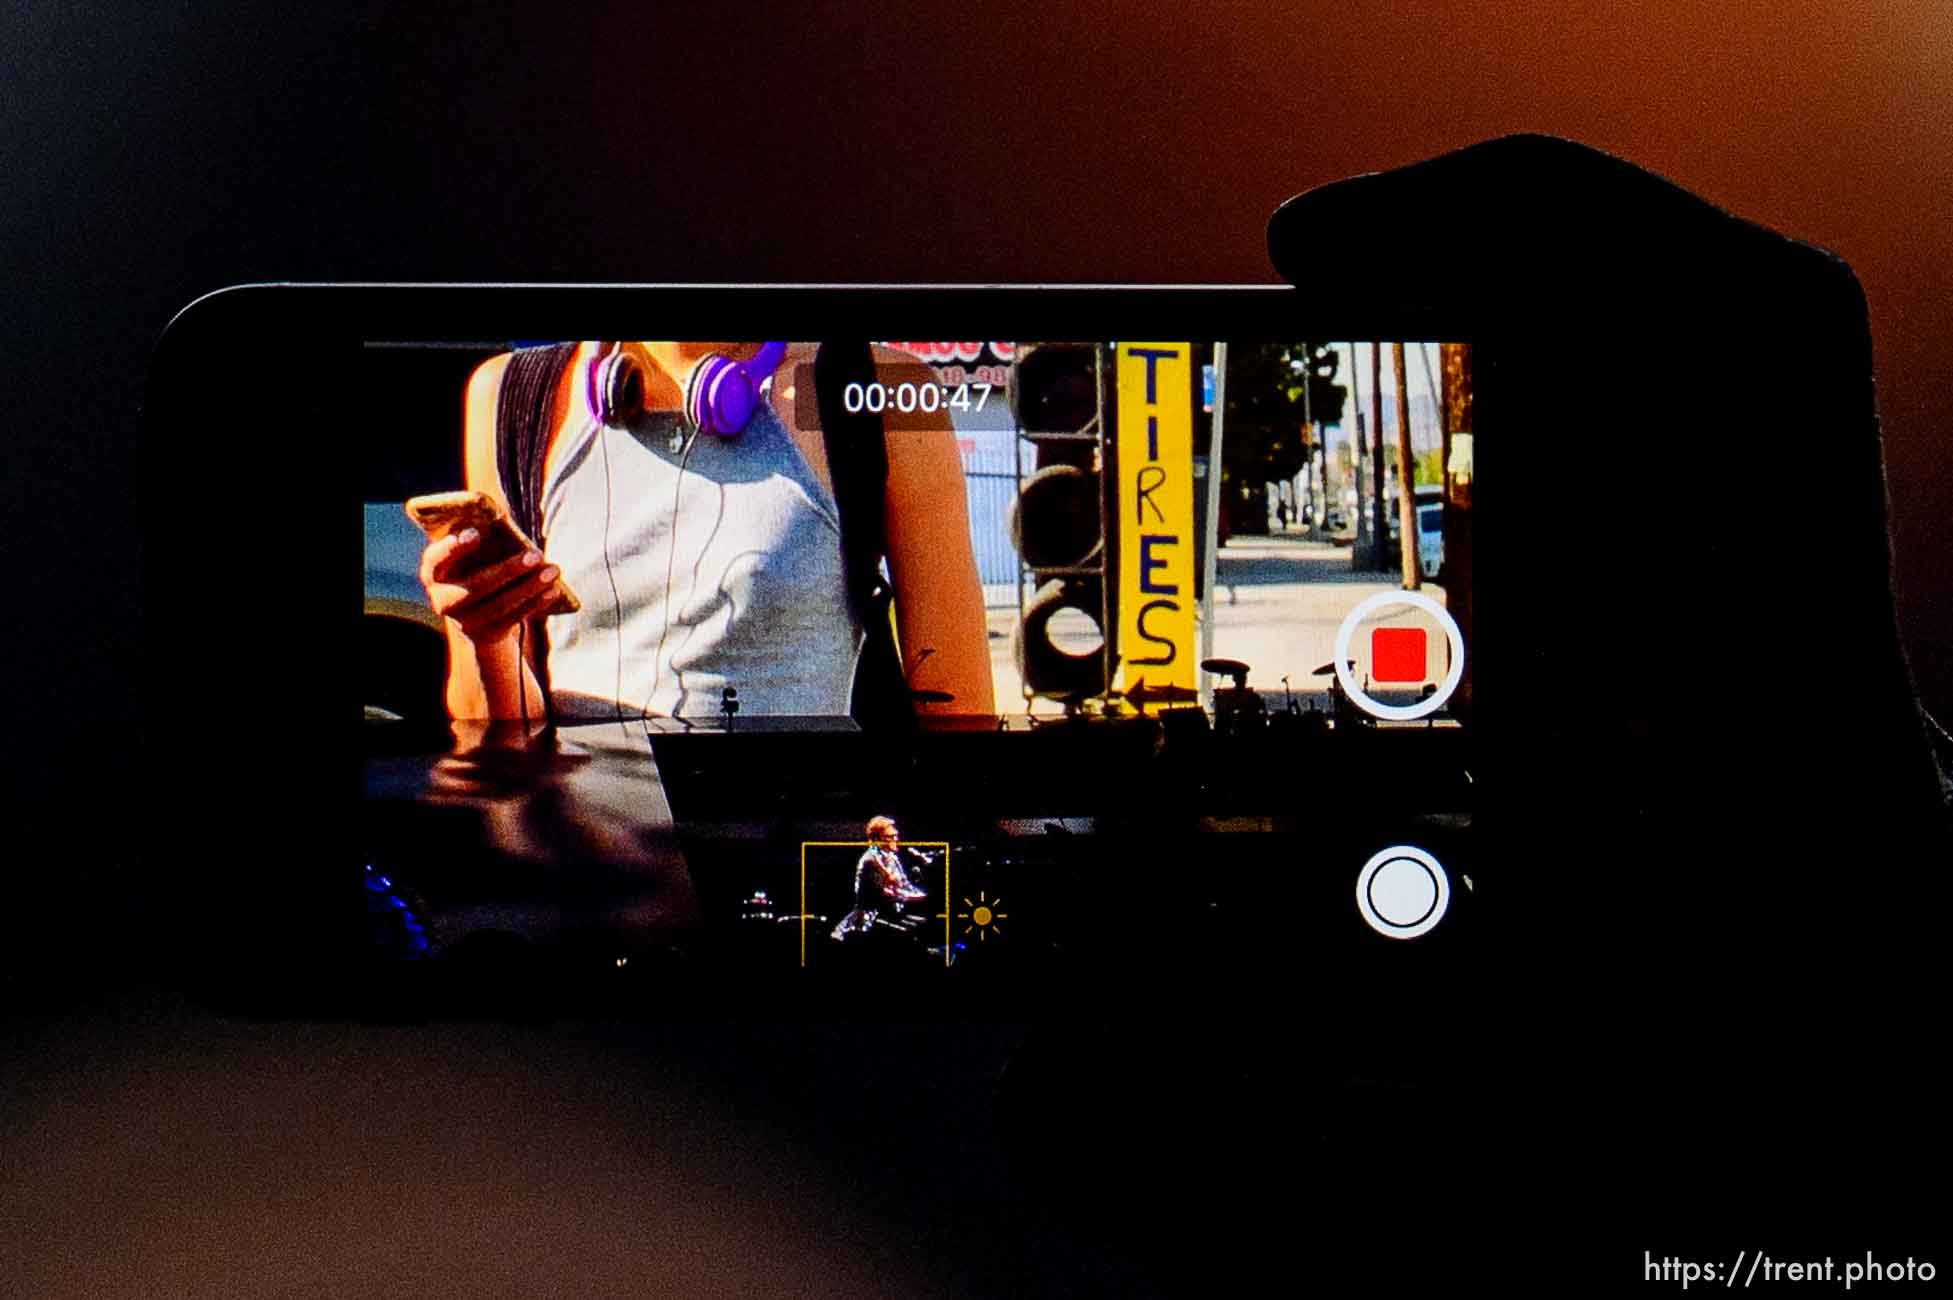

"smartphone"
[403, 488, 581, 615]
[146, 286, 1495, 1291]
[141, 152, 1946, 1286]
[150, 285, 1487, 1021]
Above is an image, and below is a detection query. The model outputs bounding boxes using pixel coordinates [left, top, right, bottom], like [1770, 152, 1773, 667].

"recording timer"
[789, 363, 993, 426]
[845, 377, 993, 415]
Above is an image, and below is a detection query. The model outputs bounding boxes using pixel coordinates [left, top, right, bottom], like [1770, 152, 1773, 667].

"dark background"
[4, 2, 1947, 1295]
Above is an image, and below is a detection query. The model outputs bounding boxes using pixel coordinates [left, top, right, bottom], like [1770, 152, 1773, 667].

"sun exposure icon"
[943, 890, 1006, 942]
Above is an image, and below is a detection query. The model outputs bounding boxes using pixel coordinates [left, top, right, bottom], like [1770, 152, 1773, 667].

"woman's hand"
[419, 528, 563, 647]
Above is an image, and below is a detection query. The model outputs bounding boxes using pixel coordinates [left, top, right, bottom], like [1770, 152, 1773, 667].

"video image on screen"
[363, 336, 1475, 992]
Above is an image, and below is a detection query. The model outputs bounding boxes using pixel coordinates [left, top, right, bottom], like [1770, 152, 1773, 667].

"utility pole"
[1317, 427, 1332, 537]
[1419, 342, 1445, 502]
[1309, 344, 1331, 534]
[1298, 339, 1314, 536]
[1370, 341, 1387, 573]
[1393, 342, 1420, 590]
[1441, 342, 1473, 714]
[1201, 343, 1228, 712]
[1348, 342, 1369, 562]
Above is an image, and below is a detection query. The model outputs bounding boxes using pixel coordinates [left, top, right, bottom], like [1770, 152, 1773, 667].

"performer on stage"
[831, 816, 925, 941]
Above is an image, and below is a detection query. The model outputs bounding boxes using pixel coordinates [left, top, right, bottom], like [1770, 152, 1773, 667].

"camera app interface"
[362, 337, 1476, 994]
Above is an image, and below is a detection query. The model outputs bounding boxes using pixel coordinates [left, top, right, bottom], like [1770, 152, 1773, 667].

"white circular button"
[1332, 590, 1466, 721]
[1355, 845, 1450, 939]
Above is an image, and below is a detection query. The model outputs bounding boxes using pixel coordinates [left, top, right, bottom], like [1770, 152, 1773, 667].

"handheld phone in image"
[403, 489, 581, 616]
[141, 134, 1951, 1291]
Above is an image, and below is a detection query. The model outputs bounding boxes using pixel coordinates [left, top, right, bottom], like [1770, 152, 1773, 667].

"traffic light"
[1306, 343, 1346, 429]
[1007, 344, 1111, 701]
[1010, 342, 1101, 439]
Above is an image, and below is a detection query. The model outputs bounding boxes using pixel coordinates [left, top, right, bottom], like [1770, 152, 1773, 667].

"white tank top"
[538, 391, 864, 720]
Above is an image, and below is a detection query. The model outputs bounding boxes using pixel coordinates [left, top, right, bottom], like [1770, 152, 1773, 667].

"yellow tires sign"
[1116, 343, 1196, 702]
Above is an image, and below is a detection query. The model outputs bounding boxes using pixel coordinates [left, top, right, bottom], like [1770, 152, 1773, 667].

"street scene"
[985, 535, 1452, 716]
[952, 338, 1470, 725]
[362, 337, 1471, 729]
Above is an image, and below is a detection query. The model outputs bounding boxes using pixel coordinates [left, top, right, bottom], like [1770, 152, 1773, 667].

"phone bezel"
[144, 283, 1494, 1024]
[155, 280, 1477, 354]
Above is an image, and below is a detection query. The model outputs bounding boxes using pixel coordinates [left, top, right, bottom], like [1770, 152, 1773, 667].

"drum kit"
[890, 644, 1400, 773]
[1032, 654, 1356, 742]
[914, 646, 1388, 738]
[1199, 657, 1336, 739]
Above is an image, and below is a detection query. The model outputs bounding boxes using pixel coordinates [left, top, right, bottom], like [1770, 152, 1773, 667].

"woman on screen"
[418, 341, 992, 724]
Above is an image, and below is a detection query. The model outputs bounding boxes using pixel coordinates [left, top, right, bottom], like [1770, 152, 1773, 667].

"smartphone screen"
[359, 327, 1479, 1033]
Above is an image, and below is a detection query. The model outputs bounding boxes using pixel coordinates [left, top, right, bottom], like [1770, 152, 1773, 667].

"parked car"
[361, 342, 499, 721]
[1416, 499, 1444, 579]
[365, 503, 449, 721]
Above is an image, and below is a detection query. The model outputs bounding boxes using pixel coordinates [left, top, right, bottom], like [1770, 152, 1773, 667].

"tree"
[1200, 342, 1349, 534]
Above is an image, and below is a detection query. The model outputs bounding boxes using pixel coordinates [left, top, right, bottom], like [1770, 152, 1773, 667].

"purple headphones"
[588, 341, 789, 435]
